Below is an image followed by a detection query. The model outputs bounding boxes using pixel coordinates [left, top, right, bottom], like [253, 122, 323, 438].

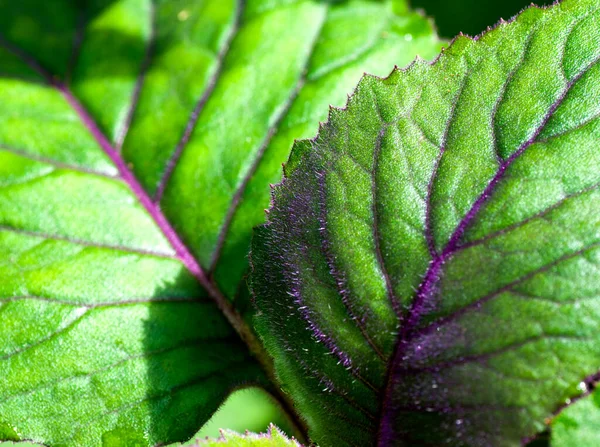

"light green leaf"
[194, 388, 295, 440]
[0, 0, 441, 445]
[251, 0, 600, 445]
[174, 424, 301, 447]
[551, 385, 600, 447]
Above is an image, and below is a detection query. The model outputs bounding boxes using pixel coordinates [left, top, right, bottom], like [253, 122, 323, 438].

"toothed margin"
[249, 0, 583, 443]
[192, 424, 303, 446]
[265, 0, 566, 216]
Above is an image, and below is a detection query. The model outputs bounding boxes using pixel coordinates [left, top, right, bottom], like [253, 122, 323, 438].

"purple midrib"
[0, 31, 227, 307]
[1, 42, 273, 388]
[0, 34, 206, 282]
[0, 37, 299, 431]
[56, 84, 209, 285]
[401, 139, 529, 335]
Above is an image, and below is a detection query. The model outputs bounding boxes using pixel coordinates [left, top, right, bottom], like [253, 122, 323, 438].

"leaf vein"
[0, 336, 241, 404]
[423, 71, 469, 258]
[403, 334, 588, 374]
[209, 3, 331, 272]
[417, 241, 600, 339]
[153, 0, 245, 202]
[0, 144, 119, 179]
[317, 168, 388, 363]
[0, 295, 210, 307]
[457, 182, 600, 251]
[0, 225, 178, 260]
[114, 1, 156, 151]
[371, 127, 403, 320]
[0, 309, 89, 361]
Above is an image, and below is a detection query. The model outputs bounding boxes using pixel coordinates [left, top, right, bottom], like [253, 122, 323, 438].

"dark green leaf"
[251, 0, 600, 445]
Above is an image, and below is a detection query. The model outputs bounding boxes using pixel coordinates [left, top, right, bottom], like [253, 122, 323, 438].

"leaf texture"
[173, 424, 301, 447]
[551, 384, 600, 447]
[251, 0, 600, 445]
[0, 443, 45, 447]
[135, 0, 443, 297]
[0, 32, 261, 447]
[0, 0, 441, 445]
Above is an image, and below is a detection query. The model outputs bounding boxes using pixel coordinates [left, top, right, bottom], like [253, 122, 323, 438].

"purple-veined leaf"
[173, 424, 302, 446]
[0, 0, 441, 445]
[251, 0, 600, 445]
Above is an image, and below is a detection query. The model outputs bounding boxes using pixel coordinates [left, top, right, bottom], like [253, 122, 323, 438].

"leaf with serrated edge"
[173, 424, 302, 447]
[0, 0, 441, 445]
[251, 0, 600, 445]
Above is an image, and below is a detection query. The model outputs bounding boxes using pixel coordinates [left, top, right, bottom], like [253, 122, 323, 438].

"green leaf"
[194, 388, 296, 440]
[251, 0, 600, 445]
[136, 0, 443, 298]
[551, 384, 600, 447]
[0, 442, 46, 447]
[0, 0, 441, 445]
[173, 424, 301, 447]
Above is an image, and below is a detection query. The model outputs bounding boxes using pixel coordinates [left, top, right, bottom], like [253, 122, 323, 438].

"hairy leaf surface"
[0, 443, 45, 447]
[251, 0, 600, 445]
[0, 0, 441, 445]
[173, 424, 301, 447]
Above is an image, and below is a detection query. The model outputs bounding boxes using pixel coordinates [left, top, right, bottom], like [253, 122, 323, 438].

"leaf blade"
[0, 19, 261, 444]
[251, 0, 600, 444]
[173, 424, 301, 447]
[0, 0, 442, 444]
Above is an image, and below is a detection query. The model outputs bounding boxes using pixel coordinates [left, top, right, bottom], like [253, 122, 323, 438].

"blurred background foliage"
[194, 388, 294, 440]
[412, 0, 553, 38]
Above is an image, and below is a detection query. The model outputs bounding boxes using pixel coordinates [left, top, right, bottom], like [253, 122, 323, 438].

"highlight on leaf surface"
[251, 0, 600, 445]
[174, 424, 302, 447]
[0, 0, 441, 446]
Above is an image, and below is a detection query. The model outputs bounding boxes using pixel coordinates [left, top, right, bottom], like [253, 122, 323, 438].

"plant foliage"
[1, 0, 599, 445]
[0, 0, 440, 445]
[251, 0, 600, 445]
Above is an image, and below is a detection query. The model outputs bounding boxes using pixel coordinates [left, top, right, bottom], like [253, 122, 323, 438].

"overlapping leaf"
[251, 0, 600, 445]
[0, 0, 441, 445]
[173, 424, 301, 447]
[551, 386, 600, 447]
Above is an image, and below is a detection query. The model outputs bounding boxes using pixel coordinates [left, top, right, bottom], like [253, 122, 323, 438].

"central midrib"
[0, 31, 309, 441]
[61, 78, 315, 437]
[56, 80, 278, 372]
[56, 79, 305, 424]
